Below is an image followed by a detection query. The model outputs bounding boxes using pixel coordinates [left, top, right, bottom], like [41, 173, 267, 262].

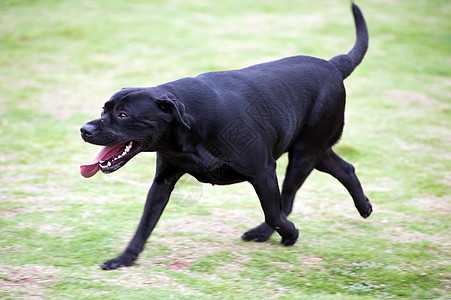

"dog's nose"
[80, 124, 95, 138]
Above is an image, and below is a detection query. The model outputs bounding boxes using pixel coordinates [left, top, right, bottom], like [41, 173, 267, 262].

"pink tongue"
[80, 162, 100, 178]
[80, 144, 123, 178]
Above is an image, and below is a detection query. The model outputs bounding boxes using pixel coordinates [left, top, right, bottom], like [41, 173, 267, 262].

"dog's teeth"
[100, 142, 133, 168]
[123, 142, 133, 155]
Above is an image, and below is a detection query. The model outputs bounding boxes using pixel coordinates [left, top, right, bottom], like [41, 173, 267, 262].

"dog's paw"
[100, 253, 135, 270]
[359, 197, 373, 219]
[281, 229, 299, 246]
[241, 223, 275, 242]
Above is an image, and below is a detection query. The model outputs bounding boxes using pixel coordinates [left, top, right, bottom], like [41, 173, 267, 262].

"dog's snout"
[80, 124, 95, 138]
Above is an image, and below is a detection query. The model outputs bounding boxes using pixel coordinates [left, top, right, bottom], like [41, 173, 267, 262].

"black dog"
[80, 3, 372, 270]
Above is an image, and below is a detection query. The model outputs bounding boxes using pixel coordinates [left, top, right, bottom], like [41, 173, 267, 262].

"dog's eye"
[117, 112, 129, 119]
[157, 103, 170, 113]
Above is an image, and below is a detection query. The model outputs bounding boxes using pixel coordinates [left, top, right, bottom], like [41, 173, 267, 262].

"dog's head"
[80, 88, 190, 178]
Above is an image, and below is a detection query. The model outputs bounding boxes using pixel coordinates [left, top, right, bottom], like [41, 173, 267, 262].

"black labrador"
[80, 3, 372, 270]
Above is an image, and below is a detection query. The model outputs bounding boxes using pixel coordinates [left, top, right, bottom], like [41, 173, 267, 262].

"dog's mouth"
[80, 140, 143, 178]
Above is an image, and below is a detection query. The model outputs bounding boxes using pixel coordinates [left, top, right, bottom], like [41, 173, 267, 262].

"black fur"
[80, 3, 372, 270]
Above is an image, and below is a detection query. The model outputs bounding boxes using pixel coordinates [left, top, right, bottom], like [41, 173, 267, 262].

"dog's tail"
[329, 2, 368, 79]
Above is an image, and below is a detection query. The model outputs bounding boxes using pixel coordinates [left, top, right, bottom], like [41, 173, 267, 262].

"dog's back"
[158, 3, 368, 158]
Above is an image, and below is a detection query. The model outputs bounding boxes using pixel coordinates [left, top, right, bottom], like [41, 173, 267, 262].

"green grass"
[1, 0, 450, 298]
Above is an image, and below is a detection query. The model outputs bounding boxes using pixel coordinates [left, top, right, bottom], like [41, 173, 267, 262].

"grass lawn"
[0, 0, 450, 298]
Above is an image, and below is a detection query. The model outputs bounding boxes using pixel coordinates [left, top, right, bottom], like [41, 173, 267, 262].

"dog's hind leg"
[315, 148, 373, 218]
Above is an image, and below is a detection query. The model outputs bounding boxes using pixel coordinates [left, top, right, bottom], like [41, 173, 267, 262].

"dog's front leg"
[101, 168, 183, 270]
[250, 168, 299, 246]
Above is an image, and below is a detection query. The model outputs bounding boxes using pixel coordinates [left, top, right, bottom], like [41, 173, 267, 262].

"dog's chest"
[164, 153, 249, 185]
[187, 164, 249, 185]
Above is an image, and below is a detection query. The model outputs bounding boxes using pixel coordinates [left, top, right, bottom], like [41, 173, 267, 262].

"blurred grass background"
[0, 0, 450, 299]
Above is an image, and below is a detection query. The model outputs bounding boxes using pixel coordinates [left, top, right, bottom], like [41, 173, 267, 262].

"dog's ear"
[155, 93, 191, 129]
